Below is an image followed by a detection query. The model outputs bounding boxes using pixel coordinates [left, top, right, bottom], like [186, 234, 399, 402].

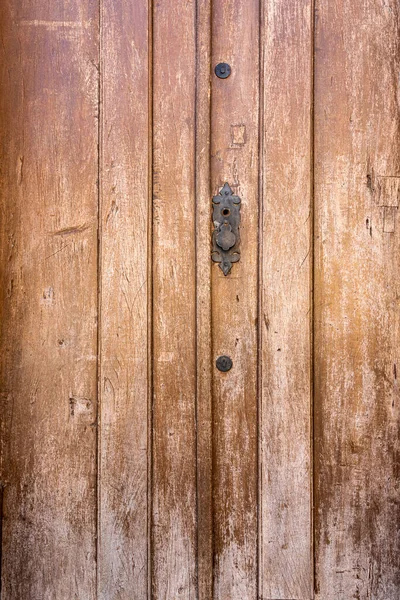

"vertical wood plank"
[0, 1, 99, 597]
[259, 1, 313, 598]
[195, 1, 213, 600]
[211, 2, 259, 598]
[152, 2, 197, 599]
[98, 0, 150, 598]
[314, 1, 400, 598]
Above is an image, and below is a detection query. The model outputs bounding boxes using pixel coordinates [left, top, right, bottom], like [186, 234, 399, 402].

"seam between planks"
[194, 2, 199, 596]
[257, 0, 265, 598]
[148, 1, 154, 598]
[96, 0, 103, 594]
[310, 0, 316, 598]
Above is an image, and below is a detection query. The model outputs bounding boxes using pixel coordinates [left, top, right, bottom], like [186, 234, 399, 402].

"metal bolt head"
[216, 355, 233, 372]
[214, 63, 231, 79]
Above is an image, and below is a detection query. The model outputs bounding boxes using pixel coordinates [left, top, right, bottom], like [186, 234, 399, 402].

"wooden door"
[0, 1, 399, 599]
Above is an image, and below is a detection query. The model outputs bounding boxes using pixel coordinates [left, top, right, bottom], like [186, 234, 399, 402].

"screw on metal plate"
[211, 183, 241, 275]
[216, 355, 233, 372]
[214, 63, 231, 79]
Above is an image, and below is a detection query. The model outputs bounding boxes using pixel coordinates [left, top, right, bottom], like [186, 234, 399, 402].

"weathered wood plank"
[152, 2, 197, 598]
[195, 2, 213, 600]
[211, 1, 259, 598]
[0, 1, 99, 597]
[98, 0, 150, 598]
[259, 1, 313, 598]
[314, 0, 400, 597]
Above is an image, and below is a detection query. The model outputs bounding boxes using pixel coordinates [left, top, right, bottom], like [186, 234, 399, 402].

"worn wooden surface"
[98, 0, 150, 598]
[1, 0, 400, 598]
[260, 0, 313, 598]
[211, 2, 259, 598]
[195, 2, 213, 600]
[0, 0, 99, 597]
[314, 0, 400, 598]
[151, 2, 197, 599]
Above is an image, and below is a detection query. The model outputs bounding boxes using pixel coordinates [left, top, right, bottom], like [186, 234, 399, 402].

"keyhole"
[222, 208, 230, 216]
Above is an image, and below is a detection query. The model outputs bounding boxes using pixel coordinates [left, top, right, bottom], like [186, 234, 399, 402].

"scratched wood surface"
[195, 2, 213, 600]
[151, 2, 197, 599]
[98, 0, 150, 598]
[314, 0, 400, 598]
[1, 1, 400, 598]
[260, 0, 313, 598]
[0, 1, 99, 598]
[211, 1, 259, 598]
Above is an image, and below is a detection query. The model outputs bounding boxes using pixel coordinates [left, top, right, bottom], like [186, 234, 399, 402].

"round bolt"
[216, 355, 233, 372]
[214, 62, 231, 79]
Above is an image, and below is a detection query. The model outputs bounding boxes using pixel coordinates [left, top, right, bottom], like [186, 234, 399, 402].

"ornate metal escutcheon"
[211, 183, 241, 275]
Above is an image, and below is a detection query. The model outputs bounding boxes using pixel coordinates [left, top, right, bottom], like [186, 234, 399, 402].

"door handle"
[211, 183, 241, 275]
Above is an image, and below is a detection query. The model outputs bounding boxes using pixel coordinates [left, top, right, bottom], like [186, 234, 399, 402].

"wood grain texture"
[98, 0, 150, 598]
[151, 2, 197, 599]
[314, 0, 400, 597]
[259, 1, 313, 598]
[195, 2, 213, 600]
[1, 2, 400, 598]
[211, 1, 259, 598]
[0, 1, 99, 597]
